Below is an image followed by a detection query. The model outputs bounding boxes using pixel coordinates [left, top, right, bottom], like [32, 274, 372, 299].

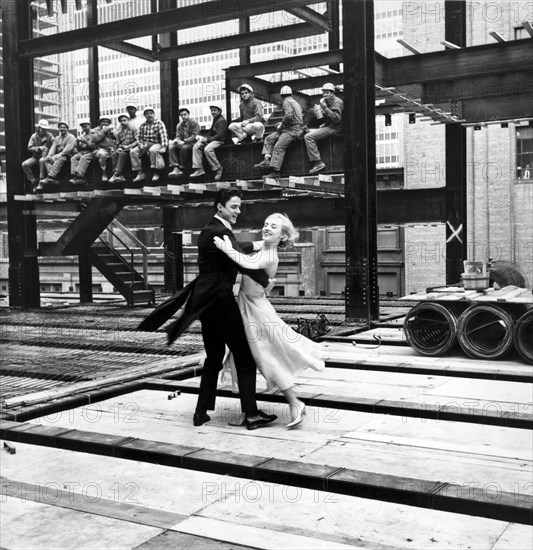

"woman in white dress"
[214, 213, 324, 428]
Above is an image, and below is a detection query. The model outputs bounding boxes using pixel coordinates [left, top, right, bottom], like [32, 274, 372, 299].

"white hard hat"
[239, 83, 253, 93]
[209, 105, 222, 112]
[58, 121, 70, 128]
[79, 119, 91, 126]
[280, 85, 292, 95]
[321, 82, 336, 92]
[37, 119, 50, 129]
[143, 107, 155, 115]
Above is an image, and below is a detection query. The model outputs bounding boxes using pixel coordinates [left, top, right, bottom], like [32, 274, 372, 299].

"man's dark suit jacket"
[138, 217, 268, 343]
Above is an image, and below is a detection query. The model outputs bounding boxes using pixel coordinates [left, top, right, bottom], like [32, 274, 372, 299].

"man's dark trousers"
[197, 291, 257, 415]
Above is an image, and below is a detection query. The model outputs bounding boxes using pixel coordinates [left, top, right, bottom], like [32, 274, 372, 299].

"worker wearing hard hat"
[69, 119, 95, 185]
[39, 121, 76, 190]
[228, 84, 265, 144]
[304, 82, 343, 174]
[125, 103, 144, 132]
[22, 119, 54, 191]
[253, 85, 303, 179]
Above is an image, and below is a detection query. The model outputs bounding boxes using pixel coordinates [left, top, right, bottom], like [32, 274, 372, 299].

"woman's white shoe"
[286, 403, 306, 428]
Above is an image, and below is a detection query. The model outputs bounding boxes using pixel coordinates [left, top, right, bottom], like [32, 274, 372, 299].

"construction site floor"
[0, 297, 531, 549]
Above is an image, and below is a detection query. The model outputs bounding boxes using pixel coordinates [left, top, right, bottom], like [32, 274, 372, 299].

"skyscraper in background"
[0, 1, 63, 179]
[2, 1, 404, 171]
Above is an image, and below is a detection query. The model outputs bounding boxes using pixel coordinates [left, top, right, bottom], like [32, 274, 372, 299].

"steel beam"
[382, 40, 533, 86]
[270, 73, 343, 93]
[156, 23, 321, 61]
[79, 251, 93, 303]
[226, 49, 343, 80]
[239, 17, 251, 66]
[168, 188, 447, 230]
[445, 0, 467, 286]
[286, 6, 331, 31]
[163, 208, 183, 293]
[344, 0, 379, 322]
[421, 72, 533, 103]
[327, 1, 340, 72]
[104, 42, 156, 62]
[159, 0, 179, 139]
[87, 0, 100, 125]
[3, 0, 40, 308]
[19, 0, 314, 58]
[460, 94, 533, 122]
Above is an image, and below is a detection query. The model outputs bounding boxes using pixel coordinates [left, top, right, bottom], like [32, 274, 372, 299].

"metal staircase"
[87, 224, 155, 307]
[38, 198, 155, 306]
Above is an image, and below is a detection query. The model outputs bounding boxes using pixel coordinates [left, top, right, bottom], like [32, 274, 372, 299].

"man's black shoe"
[193, 412, 211, 426]
[245, 410, 277, 430]
[258, 410, 277, 422]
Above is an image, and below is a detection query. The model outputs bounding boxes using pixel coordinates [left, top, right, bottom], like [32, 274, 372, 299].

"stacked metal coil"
[403, 302, 468, 356]
[457, 304, 520, 360]
[514, 308, 533, 365]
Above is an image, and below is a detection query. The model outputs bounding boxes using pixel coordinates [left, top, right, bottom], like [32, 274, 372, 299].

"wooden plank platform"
[4, 441, 529, 550]
[147, 369, 532, 429]
[1, 386, 531, 525]
[402, 285, 533, 305]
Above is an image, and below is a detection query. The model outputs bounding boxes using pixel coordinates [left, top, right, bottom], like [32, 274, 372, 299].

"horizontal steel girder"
[157, 23, 322, 61]
[19, 0, 314, 57]
[168, 187, 447, 230]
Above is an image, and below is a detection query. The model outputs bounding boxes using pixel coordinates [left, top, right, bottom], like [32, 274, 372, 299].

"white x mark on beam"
[446, 222, 463, 244]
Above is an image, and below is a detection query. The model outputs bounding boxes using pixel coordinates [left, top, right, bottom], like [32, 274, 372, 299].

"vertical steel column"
[78, 250, 93, 303]
[163, 208, 183, 292]
[226, 17, 250, 121]
[445, 1, 467, 284]
[239, 17, 251, 65]
[327, 1, 340, 72]
[343, 0, 379, 323]
[87, 0, 100, 124]
[4, 0, 40, 308]
[159, 0, 179, 133]
[151, 0, 159, 53]
[79, 0, 99, 299]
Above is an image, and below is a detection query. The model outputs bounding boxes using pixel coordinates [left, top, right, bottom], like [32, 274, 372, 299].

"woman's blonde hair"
[267, 213, 299, 248]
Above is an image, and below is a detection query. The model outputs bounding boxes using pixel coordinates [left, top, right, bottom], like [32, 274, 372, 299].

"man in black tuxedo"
[193, 188, 277, 430]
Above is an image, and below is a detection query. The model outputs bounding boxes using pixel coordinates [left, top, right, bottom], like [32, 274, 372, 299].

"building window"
[516, 126, 533, 180]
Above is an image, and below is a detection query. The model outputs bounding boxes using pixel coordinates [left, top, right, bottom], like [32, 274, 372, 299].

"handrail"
[109, 219, 151, 254]
[100, 227, 135, 293]
[107, 219, 150, 289]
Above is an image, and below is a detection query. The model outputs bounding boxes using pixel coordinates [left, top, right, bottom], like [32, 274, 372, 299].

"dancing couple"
[139, 188, 324, 429]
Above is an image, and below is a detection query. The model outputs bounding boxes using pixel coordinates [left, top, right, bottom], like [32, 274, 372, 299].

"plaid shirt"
[114, 124, 138, 148]
[138, 119, 168, 148]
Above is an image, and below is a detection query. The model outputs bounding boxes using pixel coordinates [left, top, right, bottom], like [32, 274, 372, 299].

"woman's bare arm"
[214, 235, 272, 270]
